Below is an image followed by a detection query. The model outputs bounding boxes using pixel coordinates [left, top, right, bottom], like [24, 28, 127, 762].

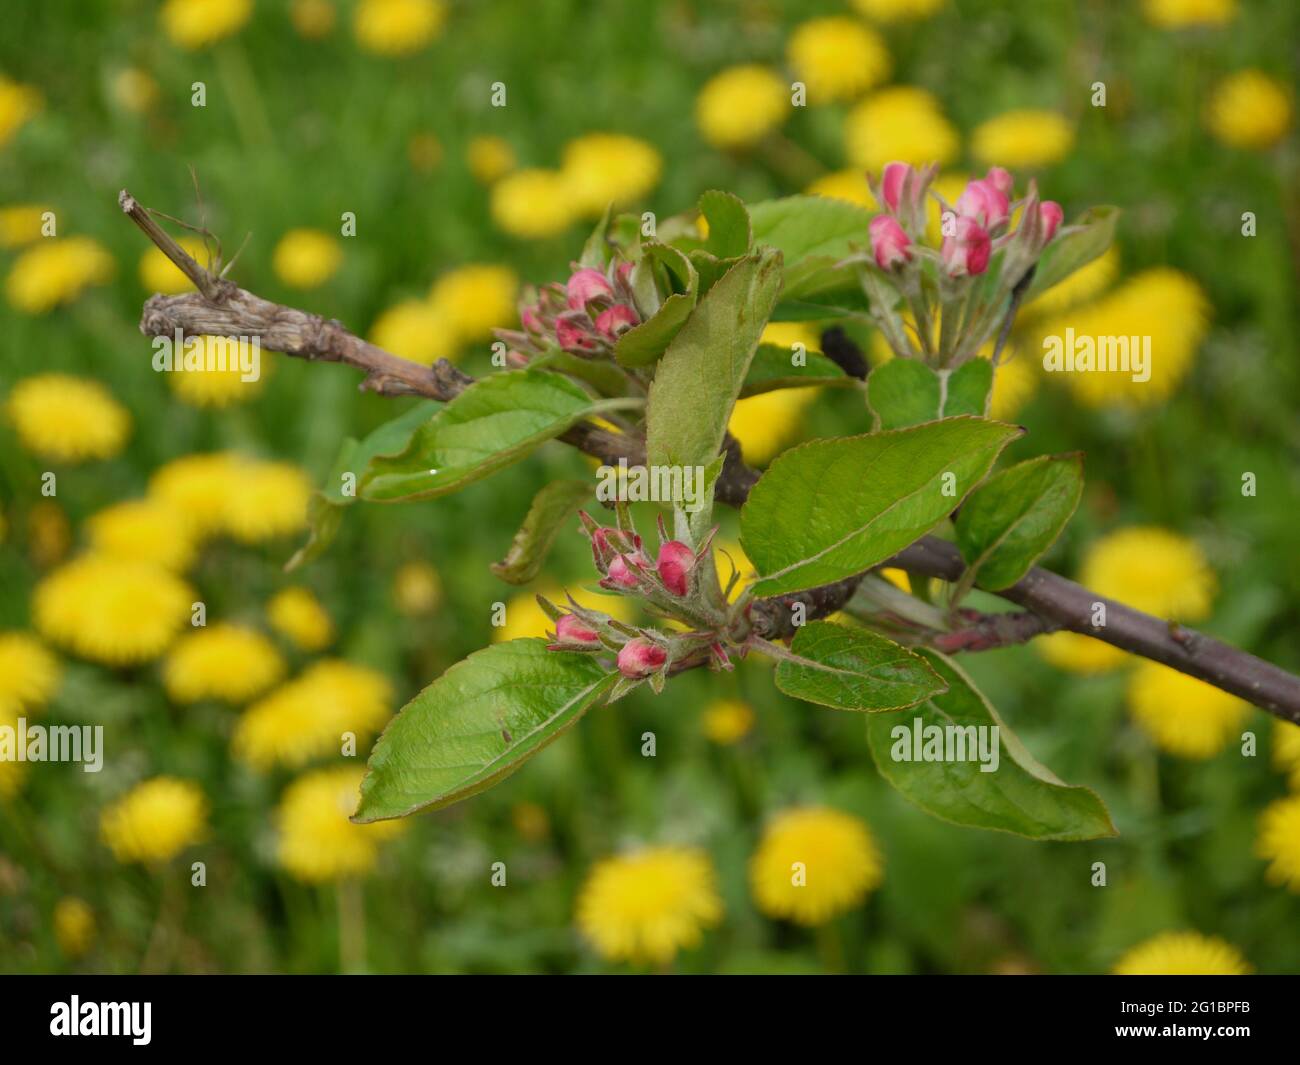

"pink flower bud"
[956, 178, 1010, 229]
[941, 216, 992, 277]
[521, 305, 544, 332]
[566, 268, 613, 310]
[594, 304, 638, 341]
[985, 166, 1014, 197]
[869, 215, 912, 270]
[1039, 201, 1064, 242]
[606, 555, 641, 588]
[556, 312, 598, 354]
[616, 261, 634, 285]
[617, 638, 667, 678]
[656, 540, 695, 596]
[880, 162, 912, 212]
[555, 614, 601, 645]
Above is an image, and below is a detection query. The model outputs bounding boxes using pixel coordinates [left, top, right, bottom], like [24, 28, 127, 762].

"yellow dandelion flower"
[1205, 70, 1292, 151]
[1035, 630, 1129, 674]
[6, 374, 129, 464]
[1128, 660, 1248, 758]
[354, 0, 445, 56]
[577, 845, 722, 965]
[0, 699, 26, 798]
[0, 632, 59, 710]
[35, 554, 194, 667]
[267, 586, 335, 651]
[100, 777, 207, 864]
[429, 263, 517, 345]
[851, 0, 946, 20]
[26, 500, 71, 568]
[695, 65, 789, 151]
[805, 169, 875, 209]
[167, 336, 268, 408]
[1143, 0, 1236, 28]
[291, 0, 336, 39]
[1023, 246, 1120, 319]
[972, 109, 1074, 168]
[272, 228, 342, 289]
[1082, 526, 1216, 620]
[985, 350, 1038, 420]
[0, 204, 52, 248]
[845, 86, 959, 173]
[111, 68, 160, 113]
[1114, 931, 1250, 975]
[494, 585, 633, 643]
[1033, 269, 1209, 408]
[85, 498, 197, 572]
[6, 237, 114, 314]
[53, 896, 95, 957]
[751, 807, 882, 926]
[139, 236, 209, 294]
[392, 560, 441, 616]
[369, 298, 456, 364]
[233, 660, 391, 770]
[0, 74, 42, 147]
[160, 0, 253, 49]
[511, 800, 551, 842]
[702, 698, 755, 745]
[276, 765, 403, 883]
[761, 321, 821, 354]
[163, 623, 286, 704]
[1271, 720, 1300, 790]
[729, 386, 820, 465]
[467, 135, 516, 184]
[787, 18, 890, 104]
[1257, 795, 1300, 892]
[561, 133, 663, 217]
[223, 459, 311, 543]
[148, 451, 242, 537]
[490, 168, 577, 240]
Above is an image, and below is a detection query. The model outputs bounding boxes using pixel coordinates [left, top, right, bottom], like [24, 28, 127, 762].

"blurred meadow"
[1, 0, 1298, 974]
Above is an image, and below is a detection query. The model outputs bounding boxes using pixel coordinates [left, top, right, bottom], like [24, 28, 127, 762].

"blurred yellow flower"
[53, 897, 95, 957]
[86, 498, 197, 572]
[224, 460, 311, 543]
[149, 451, 243, 537]
[1257, 795, 1300, 892]
[787, 17, 890, 103]
[987, 352, 1038, 421]
[100, 777, 207, 864]
[1023, 246, 1120, 319]
[1204, 70, 1292, 150]
[851, 0, 945, 20]
[0, 74, 42, 147]
[1142, 0, 1236, 28]
[695, 65, 789, 150]
[6, 237, 114, 314]
[160, 0, 253, 49]
[276, 765, 404, 882]
[561, 133, 662, 217]
[1128, 660, 1248, 758]
[26, 500, 71, 568]
[354, 0, 445, 56]
[111, 68, 160, 113]
[0, 632, 60, 710]
[267, 586, 335, 651]
[760, 321, 821, 354]
[1082, 526, 1216, 620]
[272, 228, 342, 289]
[805, 170, 875, 209]
[0, 204, 51, 248]
[494, 585, 633, 642]
[392, 560, 441, 616]
[972, 109, 1074, 168]
[712, 538, 754, 602]
[429, 263, 517, 345]
[466, 135, 516, 184]
[750, 806, 883, 926]
[490, 168, 576, 239]
[702, 698, 755, 745]
[0, 700, 26, 798]
[35, 554, 194, 666]
[167, 336, 268, 409]
[139, 236, 209, 294]
[845, 86, 959, 173]
[1035, 631, 1128, 674]
[291, 0, 336, 39]
[163, 623, 286, 704]
[1113, 931, 1250, 975]
[369, 298, 456, 364]
[728, 386, 820, 465]
[6, 374, 130, 463]
[233, 660, 391, 770]
[1272, 720, 1300, 790]
[577, 845, 723, 965]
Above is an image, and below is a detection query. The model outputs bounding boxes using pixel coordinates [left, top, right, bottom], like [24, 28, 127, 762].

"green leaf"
[646, 247, 784, 471]
[773, 621, 947, 711]
[490, 479, 592, 585]
[955, 453, 1084, 591]
[616, 243, 699, 367]
[768, 289, 873, 321]
[867, 359, 941, 429]
[740, 417, 1024, 597]
[741, 343, 850, 397]
[699, 189, 752, 258]
[749, 195, 872, 299]
[579, 204, 614, 267]
[943, 358, 993, 418]
[1025, 205, 1119, 302]
[866, 651, 1117, 840]
[360, 370, 610, 503]
[354, 640, 617, 822]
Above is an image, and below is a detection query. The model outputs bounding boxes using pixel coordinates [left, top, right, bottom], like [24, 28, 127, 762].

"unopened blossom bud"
[869, 215, 912, 270]
[566, 268, 613, 310]
[879, 161, 912, 212]
[941, 216, 991, 277]
[956, 178, 1010, 229]
[521, 304, 544, 332]
[606, 555, 641, 588]
[617, 638, 667, 678]
[594, 304, 638, 341]
[555, 312, 598, 354]
[1039, 201, 1064, 242]
[656, 540, 695, 596]
[985, 166, 1014, 197]
[554, 614, 601, 646]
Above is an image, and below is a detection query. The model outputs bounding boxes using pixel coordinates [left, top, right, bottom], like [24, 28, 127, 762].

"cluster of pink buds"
[579, 510, 710, 602]
[494, 261, 642, 364]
